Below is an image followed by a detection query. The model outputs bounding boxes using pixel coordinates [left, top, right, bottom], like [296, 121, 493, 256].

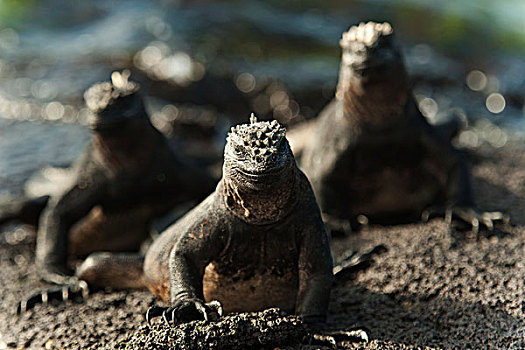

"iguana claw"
[309, 326, 370, 349]
[146, 299, 223, 326]
[422, 205, 509, 235]
[17, 280, 89, 314]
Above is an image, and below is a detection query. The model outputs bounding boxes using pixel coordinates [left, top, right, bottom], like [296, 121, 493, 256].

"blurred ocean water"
[0, 0, 523, 195]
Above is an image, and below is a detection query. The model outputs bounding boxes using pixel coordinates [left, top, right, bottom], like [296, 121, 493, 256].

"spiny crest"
[340, 21, 393, 49]
[227, 114, 286, 157]
[84, 69, 139, 113]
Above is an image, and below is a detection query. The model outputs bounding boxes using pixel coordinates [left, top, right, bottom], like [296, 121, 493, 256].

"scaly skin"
[33, 71, 215, 285]
[296, 22, 506, 233]
[142, 115, 333, 324]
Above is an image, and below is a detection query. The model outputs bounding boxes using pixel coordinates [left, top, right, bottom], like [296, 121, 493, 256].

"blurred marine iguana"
[3, 71, 216, 287]
[289, 22, 507, 234]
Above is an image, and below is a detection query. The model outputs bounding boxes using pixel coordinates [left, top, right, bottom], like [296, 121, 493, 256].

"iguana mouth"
[350, 61, 386, 76]
[90, 119, 126, 131]
[237, 164, 286, 178]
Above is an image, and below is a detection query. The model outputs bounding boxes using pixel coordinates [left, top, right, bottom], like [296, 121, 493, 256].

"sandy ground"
[0, 142, 523, 349]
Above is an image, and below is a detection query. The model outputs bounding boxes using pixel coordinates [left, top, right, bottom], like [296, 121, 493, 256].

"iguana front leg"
[296, 210, 371, 345]
[295, 215, 333, 325]
[419, 114, 508, 233]
[146, 210, 227, 325]
[36, 178, 106, 285]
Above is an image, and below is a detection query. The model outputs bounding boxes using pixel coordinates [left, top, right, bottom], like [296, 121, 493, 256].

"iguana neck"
[335, 55, 410, 131]
[93, 122, 165, 170]
[222, 168, 298, 225]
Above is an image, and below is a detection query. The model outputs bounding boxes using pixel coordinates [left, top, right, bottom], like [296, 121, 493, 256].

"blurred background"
[0, 0, 524, 196]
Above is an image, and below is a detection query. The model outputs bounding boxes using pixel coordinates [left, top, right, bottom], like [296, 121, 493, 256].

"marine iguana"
[143, 115, 334, 325]
[291, 22, 506, 234]
[15, 71, 215, 286]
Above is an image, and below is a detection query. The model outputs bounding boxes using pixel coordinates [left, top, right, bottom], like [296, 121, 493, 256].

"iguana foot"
[309, 326, 370, 348]
[446, 207, 509, 234]
[333, 244, 387, 280]
[17, 280, 89, 314]
[422, 206, 509, 234]
[37, 261, 79, 286]
[146, 299, 223, 326]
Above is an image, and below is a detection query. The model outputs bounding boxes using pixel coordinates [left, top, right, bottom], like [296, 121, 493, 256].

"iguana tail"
[75, 252, 146, 289]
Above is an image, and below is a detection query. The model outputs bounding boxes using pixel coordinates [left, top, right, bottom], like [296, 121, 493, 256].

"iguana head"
[84, 70, 147, 132]
[338, 21, 405, 82]
[336, 22, 410, 126]
[222, 115, 298, 223]
[223, 114, 294, 190]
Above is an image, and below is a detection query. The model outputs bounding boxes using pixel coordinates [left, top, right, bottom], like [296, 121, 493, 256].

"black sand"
[0, 142, 523, 349]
